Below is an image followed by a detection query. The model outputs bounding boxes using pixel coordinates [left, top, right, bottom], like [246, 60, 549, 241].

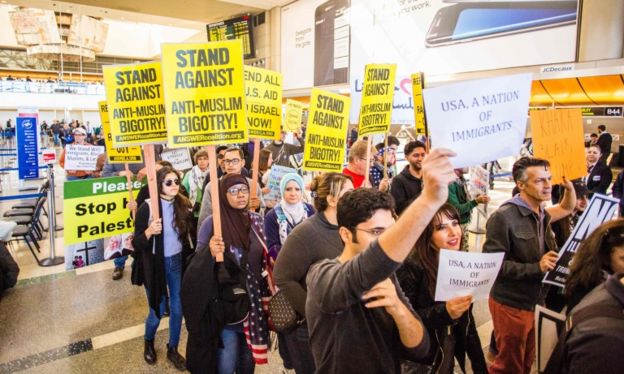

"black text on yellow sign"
[303, 89, 350, 172]
[411, 72, 427, 135]
[243, 66, 282, 140]
[98, 101, 143, 163]
[103, 62, 167, 146]
[358, 64, 397, 137]
[162, 41, 248, 147]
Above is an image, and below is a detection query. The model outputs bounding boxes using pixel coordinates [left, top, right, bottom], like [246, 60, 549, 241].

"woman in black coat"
[397, 204, 486, 374]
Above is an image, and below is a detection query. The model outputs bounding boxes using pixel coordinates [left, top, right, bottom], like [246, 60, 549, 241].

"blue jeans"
[218, 323, 254, 374]
[283, 323, 316, 374]
[145, 253, 182, 347]
[53, 133, 59, 145]
[113, 255, 127, 268]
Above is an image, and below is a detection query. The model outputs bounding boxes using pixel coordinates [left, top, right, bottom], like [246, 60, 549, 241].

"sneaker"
[112, 267, 124, 281]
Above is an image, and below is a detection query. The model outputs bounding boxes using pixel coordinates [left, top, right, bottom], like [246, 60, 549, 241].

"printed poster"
[98, 101, 143, 164]
[244, 66, 282, 140]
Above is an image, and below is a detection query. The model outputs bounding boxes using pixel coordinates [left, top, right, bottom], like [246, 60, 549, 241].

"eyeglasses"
[356, 227, 386, 236]
[163, 178, 180, 187]
[224, 158, 241, 166]
[227, 186, 250, 196]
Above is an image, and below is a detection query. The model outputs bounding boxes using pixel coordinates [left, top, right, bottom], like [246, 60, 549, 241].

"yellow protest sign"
[530, 108, 586, 184]
[161, 41, 247, 147]
[243, 66, 282, 140]
[358, 63, 396, 136]
[98, 101, 143, 164]
[303, 89, 350, 172]
[64, 177, 143, 245]
[284, 99, 304, 132]
[103, 61, 167, 146]
[411, 72, 427, 135]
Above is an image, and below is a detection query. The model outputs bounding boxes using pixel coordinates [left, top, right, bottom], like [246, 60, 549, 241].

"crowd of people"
[50, 121, 624, 373]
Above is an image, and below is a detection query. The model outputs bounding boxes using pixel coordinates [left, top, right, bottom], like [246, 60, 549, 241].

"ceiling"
[531, 74, 624, 106]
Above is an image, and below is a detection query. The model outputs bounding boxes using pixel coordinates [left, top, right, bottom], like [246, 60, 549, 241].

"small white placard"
[64, 145, 104, 171]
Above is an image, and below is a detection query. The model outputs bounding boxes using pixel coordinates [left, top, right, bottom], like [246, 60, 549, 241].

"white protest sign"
[434, 249, 504, 301]
[265, 165, 297, 202]
[160, 148, 193, 171]
[423, 74, 532, 168]
[64, 145, 105, 171]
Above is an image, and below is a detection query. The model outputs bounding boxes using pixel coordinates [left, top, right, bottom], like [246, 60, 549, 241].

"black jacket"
[586, 161, 612, 196]
[596, 132, 612, 155]
[131, 199, 193, 317]
[0, 241, 19, 294]
[390, 165, 423, 215]
[397, 259, 486, 374]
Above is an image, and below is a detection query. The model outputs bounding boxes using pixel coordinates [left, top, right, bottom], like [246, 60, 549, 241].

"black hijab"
[218, 173, 251, 252]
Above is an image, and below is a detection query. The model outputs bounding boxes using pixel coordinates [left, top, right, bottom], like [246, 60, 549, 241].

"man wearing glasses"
[197, 147, 261, 229]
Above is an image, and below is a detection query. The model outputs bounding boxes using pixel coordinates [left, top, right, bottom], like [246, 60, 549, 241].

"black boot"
[167, 344, 186, 371]
[144, 339, 157, 365]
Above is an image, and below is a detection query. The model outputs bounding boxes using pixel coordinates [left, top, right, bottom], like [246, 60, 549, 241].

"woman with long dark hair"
[398, 203, 486, 374]
[564, 219, 624, 312]
[132, 166, 193, 370]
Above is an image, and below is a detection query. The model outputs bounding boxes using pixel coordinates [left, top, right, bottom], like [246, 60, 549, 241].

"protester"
[258, 148, 276, 209]
[483, 157, 576, 374]
[183, 174, 271, 373]
[132, 166, 193, 370]
[59, 127, 104, 180]
[306, 148, 459, 372]
[200, 145, 231, 191]
[197, 147, 260, 229]
[551, 180, 589, 248]
[391, 140, 426, 215]
[563, 219, 624, 312]
[447, 167, 490, 249]
[397, 203, 486, 374]
[265, 131, 305, 167]
[584, 144, 612, 196]
[182, 150, 209, 229]
[588, 133, 598, 146]
[612, 169, 624, 216]
[273, 172, 353, 374]
[342, 139, 370, 188]
[596, 124, 613, 163]
[369, 143, 393, 192]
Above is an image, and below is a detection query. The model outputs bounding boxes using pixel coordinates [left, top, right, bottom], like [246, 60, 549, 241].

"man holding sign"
[59, 127, 105, 180]
[483, 157, 576, 374]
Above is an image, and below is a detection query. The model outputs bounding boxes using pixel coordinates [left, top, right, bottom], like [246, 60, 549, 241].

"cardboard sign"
[423, 74, 532, 168]
[64, 177, 144, 245]
[358, 64, 396, 136]
[434, 249, 504, 301]
[543, 194, 619, 288]
[102, 61, 167, 146]
[530, 108, 586, 184]
[160, 148, 193, 171]
[162, 41, 247, 147]
[265, 165, 297, 202]
[98, 101, 143, 164]
[244, 66, 282, 139]
[303, 88, 351, 172]
[284, 99, 304, 132]
[64, 144, 105, 171]
[411, 72, 426, 135]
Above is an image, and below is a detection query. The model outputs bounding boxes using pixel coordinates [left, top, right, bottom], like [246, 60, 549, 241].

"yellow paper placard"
[530, 108, 586, 184]
[358, 63, 396, 136]
[103, 61, 167, 146]
[98, 101, 143, 164]
[161, 41, 247, 147]
[244, 66, 282, 140]
[284, 99, 304, 132]
[64, 177, 143, 245]
[411, 72, 427, 135]
[303, 89, 350, 172]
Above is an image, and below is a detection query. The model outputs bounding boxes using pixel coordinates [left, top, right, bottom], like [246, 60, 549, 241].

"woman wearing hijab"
[132, 166, 193, 370]
[264, 173, 315, 261]
[183, 173, 272, 374]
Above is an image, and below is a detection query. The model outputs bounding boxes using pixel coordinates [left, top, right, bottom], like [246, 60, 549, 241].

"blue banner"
[16, 117, 39, 179]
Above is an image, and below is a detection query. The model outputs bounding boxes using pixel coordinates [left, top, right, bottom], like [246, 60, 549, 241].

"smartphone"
[425, 1, 577, 47]
[314, 0, 351, 86]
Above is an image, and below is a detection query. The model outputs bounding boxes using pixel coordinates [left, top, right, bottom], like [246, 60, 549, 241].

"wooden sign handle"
[124, 163, 136, 220]
[143, 144, 160, 222]
[207, 145, 223, 262]
[363, 137, 372, 188]
[250, 138, 260, 199]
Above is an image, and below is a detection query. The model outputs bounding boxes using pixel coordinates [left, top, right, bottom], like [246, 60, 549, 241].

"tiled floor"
[1, 148, 517, 373]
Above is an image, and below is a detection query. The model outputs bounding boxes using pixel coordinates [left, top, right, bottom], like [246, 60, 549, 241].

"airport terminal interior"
[1, 0, 624, 373]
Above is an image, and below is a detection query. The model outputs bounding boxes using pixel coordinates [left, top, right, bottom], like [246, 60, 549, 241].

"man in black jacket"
[584, 144, 612, 197]
[596, 124, 613, 163]
[390, 140, 426, 215]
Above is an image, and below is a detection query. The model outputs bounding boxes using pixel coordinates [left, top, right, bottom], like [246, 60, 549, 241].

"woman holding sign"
[397, 204, 486, 374]
[132, 166, 193, 370]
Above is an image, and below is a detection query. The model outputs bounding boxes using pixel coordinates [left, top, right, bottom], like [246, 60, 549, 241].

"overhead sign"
[64, 145, 105, 171]
[543, 194, 619, 288]
[303, 88, 350, 172]
[161, 41, 248, 147]
[284, 99, 304, 132]
[581, 106, 623, 117]
[98, 101, 143, 164]
[531, 108, 585, 184]
[103, 61, 167, 146]
[64, 176, 143, 245]
[16, 117, 39, 180]
[244, 66, 282, 140]
[358, 63, 396, 136]
[423, 73, 532, 168]
[435, 249, 504, 302]
[411, 72, 426, 135]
